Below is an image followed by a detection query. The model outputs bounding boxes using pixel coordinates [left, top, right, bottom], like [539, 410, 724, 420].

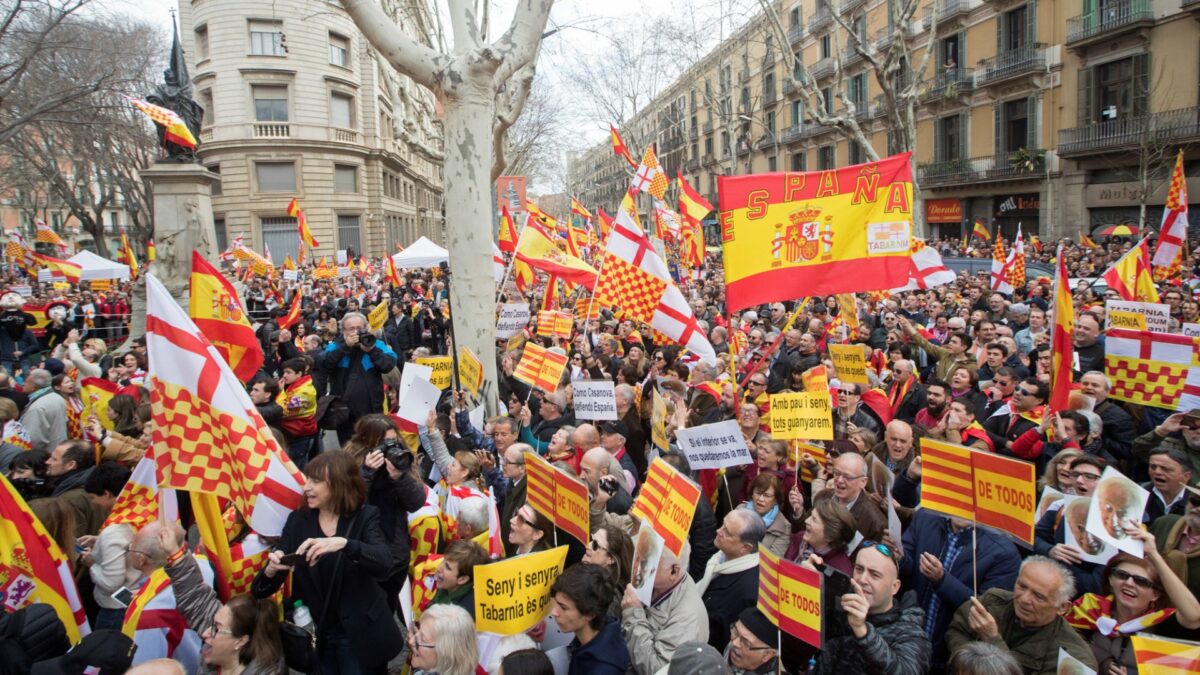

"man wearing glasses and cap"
[810, 541, 930, 675]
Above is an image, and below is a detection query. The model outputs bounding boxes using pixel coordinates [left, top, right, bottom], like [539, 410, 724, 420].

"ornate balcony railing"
[1058, 107, 1200, 156]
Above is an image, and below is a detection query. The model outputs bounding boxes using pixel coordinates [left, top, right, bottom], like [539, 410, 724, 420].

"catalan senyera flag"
[1131, 634, 1200, 674]
[524, 452, 557, 523]
[128, 96, 197, 149]
[972, 219, 990, 241]
[1080, 234, 1102, 250]
[628, 458, 701, 558]
[120, 228, 139, 280]
[718, 153, 914, 313]
[610, 123, 637, 169]
[1102, 239, 1160, 303]
[630, 145, 669, 201]
[0, 473, 89, 643]
[513, 341, 568, 393]
[513, 216, 598, 290]
[288, 198, 319, 249]
[758, 545, 823, 648]
[103, 456, 179, 531]
[1049, 246, 1075, 413]
[522, 452, 589, 545]
[30, 251, 82, 284]
[595, 194, 717, 364]
[498, 204, 518, 253]
[150, 272, 304, 537]
[189, 251, 264, 383]
[919, 438, 976, 521]
[34, 219, 68, 254]
[1105, 328, 1200, 410]
[1151, 150, 1188, 282]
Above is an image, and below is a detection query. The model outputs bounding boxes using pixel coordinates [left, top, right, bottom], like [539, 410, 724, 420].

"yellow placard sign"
[416, 356, 453, 390]
[474, 546, 569, 635]
[458, 346, 484, 396]
[90, 279, 112, 291]
[829, 344, 869, 385]
[770, 392, 834, 441]
[1108, 309, 1147, 331]
[367, 300, 389, 332]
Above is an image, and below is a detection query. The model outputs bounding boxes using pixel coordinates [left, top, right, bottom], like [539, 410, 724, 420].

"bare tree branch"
[341, 0, 447, 90]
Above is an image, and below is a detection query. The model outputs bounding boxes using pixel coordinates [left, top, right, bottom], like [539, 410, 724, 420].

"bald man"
[582, 446, 632, 517]
[813, 453, 887, 542]
[887, 359, 926, 423]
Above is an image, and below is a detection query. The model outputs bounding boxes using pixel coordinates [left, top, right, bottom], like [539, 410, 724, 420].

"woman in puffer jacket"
[157, 523, 287, 675]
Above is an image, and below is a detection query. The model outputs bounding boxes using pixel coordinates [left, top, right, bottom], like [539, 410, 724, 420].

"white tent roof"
[67, 249, 130, 281]
[391, 236, 448, 269]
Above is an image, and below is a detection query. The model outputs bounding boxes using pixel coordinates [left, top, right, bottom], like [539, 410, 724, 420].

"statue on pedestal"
[146, 20, 203, 163]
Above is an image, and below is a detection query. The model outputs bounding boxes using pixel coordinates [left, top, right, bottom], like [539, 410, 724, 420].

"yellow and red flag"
[30, 251, 82, 283]
[526, 201, 558, 232]
[1049, 246, 1074, 413]
[385, 253, 402, 287]
[129, 96, 197, 149]
[150, 272, 304, 537]
[628, 458, 701, 558]
[918, 438, 976, 522]
[677, 171, 714, 225]
[523, 452, 589, 545]
[34, 219, 68, 255]
[0, 474, 90, 642]
[103, 456, 178, 532]
[120, 228, 139, 280]
[189, 251, 264, 382]
[498, 204, 518, 253]
[718, 152, 914, 313]
[277, 290, 303, 331]
[570, 198, 592, 220]
[1102, 239, 1160, 303]
[1080, 234, 1102, 250]
[630, 145, 669, 201]
[596, 207, 614, 242]
[513, 341, 568, 393]
[514, 216, 598, 290]
[971, 219, 990, 241]
[1152, 150, 1188, 281]
[282, 255, 296, 271]
[190, 493, 273, 600]
[758, 546, 823, 648]
[146, 238, 156, 262]
[609, 123, 637, 169]
[1131, 634, 1200, 674]
[289, 198, 319, 249]
[81, 376, 120, 433]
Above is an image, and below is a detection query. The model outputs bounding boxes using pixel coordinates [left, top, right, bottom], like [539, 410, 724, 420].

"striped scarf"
[1067, 593, 1175, 637]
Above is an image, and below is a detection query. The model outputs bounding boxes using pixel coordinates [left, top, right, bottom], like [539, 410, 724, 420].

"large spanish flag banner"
[758, 546, 823, 648]
[718, 153, 914, 313]
[919, 438, 1038, 545]
[1131, 634, 1200, 674]
[189, 251, 264, 383]
[0, 474, 89, 643]
[629, 457, 702, 558]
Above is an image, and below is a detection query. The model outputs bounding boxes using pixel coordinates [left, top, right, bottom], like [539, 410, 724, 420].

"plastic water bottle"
[293, 600, 314, 633]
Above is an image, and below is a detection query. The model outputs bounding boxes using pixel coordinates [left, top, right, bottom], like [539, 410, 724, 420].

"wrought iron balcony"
[840, 0, 867, 14]
[976, 43, 1046, 86]
[810, 56, 836, 80]
[808, 4, 833, 32]
[921, 67, 975, 101]
[739, 68, 750, 83]
[783, 78, 797, 95]
[1066, 0, 1154, 47]
[689, 124, 698, 140]
[851, 100, 873, 120]
[703, 121, 714, 133]
[1058, 107, 1200, 156]
[756, 134, 778, 150]
[788, 23, 805, 47]
[917, 150, 1046, 187]
[842, 42, 870, 67]
[781, 125, 805, 143]
[764, 87, 778, 106]
[922, 0, 971, 29]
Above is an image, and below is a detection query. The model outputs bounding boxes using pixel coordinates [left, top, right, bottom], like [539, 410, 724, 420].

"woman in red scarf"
[1067, 525, 1200, 675]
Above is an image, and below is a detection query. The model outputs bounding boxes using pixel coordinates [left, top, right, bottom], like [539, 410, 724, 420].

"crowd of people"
[1, 232, 1199, 675]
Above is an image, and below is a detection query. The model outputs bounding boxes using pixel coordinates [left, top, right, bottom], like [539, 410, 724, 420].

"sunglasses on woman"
[1110, 568, 1158, 590]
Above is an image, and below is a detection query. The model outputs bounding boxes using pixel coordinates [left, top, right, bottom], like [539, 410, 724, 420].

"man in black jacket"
[984, 378, 1048, 456]
[701, 508, 765, 653]
[1080, 371, 1138, 468]
[384, 301, 415, 361]
[317, 312, 398, 444]
[1073, 311, 1105, 375]
[499, 442, 530, 555]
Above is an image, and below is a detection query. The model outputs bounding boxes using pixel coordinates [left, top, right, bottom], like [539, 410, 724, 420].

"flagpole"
[582, 250, 608, 344]
[494, 219, 528, 305]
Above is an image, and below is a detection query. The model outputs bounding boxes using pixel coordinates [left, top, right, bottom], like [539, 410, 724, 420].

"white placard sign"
[496, 303, 531, 339]
[397, 374, 441, 425]
[1183, 322, 1200, 338]
[282, 269, 298, 282]
[572, 380, 618, 421]
[1085, 466, 1149, 558]
[337, 266, 352, 278]
[336, 250, 348, 265]
[1105, 300, 1171, 333]
[398, 362, 434, 405]
[673, 419, 754, 470]
[11, 285, 31, 297]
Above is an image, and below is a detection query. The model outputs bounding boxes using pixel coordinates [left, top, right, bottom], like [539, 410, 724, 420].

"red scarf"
[961, 421, 995, 453]
[889, 377, 914, 415]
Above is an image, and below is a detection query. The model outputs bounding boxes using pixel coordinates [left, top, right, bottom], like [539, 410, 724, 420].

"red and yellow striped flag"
[1080, 234, 1101, 249]
[972, 219, 990, 241]
[513, 342, 568, 392]
[498, 204, 518, 253]
[570, 198, 592, 220]
[610, 123, 637, 169]
[30, 251, 82, 283]
[918, 438, 975, 521]
[1102, 239, 1160, 303]
[120, 229, 139, 280]
[189, 251, 263, 382]
[1131, 634, 1200, 674]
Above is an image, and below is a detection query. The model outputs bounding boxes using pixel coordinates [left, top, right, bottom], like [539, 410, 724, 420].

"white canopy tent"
[67, 250, 131, 281]
[391, 236, 449, 269]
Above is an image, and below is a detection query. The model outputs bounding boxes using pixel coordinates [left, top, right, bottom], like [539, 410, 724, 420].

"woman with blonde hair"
[1040, 448, 1082, 495]
[408, 604, 478, 675]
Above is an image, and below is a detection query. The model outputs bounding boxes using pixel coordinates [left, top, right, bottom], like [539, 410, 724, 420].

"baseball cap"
[600, 420, 629, 438]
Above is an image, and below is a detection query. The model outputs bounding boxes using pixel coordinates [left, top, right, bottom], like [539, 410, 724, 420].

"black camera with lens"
[357, 329, 377, 349]
[377, 438, 413, 473]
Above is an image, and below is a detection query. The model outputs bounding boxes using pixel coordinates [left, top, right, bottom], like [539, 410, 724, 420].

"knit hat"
[42, 358, 65, 377]
[666, 641, 731, 675]
[738, 606, 779, 647]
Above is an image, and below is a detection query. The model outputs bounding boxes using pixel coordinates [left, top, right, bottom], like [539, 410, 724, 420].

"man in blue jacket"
[900, 509, 1020, 670]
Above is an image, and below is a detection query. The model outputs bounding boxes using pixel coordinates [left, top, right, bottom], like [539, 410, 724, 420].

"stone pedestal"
[141, 163, 220, 302]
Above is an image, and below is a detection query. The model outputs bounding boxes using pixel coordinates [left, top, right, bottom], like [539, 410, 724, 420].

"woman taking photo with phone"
[252, 450, 401, 675]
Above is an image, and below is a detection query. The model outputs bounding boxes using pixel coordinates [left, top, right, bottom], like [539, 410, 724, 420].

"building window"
[790, 152, 806, 171]
[818, 145, 835, 170]
[213, 216, 227, 252]
[1000, 5, 1031, 51]
[195, 25, 209, 61]
[791, 99, 804, 126]
[337, 215, 362, 254]
[334, 164, 358, 193]
[330, 92, 354, 128]
[768, 155, 778, 171]
[207, 164, 221, 195]
[936, 114, 964, 161]
[820, 34, 831, 59]
[249, 20, 284, 56]
[261, 216, 300, 262]
[255, 161, 296, 192]
[766, 110, 776, 135]
[849, 140, 866, 165]
[788, 7, 801, 30]
[848, 74, 867, 109]
[1004, 98, 1027, 153]
[704, 137, 713, 155]
[821, 87, 833, 114]
[329, 33, 349, 67]
[764, 73, 775, 102]
[252, 85, 288, 121]
[199, 88, 214, 126]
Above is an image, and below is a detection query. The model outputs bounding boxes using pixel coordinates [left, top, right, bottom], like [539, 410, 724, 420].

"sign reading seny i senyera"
[629, 458, 702, 558]
[918, 438, 1037, 545]
[674, 420, 753, 470]
[572, 380, 618, 421]
[770, 391, 834, 440]
[496, 303, 531, 339]
[474, 545, 567, 635]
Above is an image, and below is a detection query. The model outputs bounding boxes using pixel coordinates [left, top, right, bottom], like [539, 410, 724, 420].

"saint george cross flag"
[892, 239, 956, 291]
[146, 273, 304, 537]
[594, 195, 717, 365]
[629, 146, 669, 201]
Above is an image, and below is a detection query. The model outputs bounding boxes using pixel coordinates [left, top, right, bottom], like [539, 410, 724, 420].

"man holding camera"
[317, 312, 398, 444]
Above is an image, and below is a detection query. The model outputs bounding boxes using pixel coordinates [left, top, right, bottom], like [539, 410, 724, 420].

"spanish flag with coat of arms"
[717, 153, 915, 313]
